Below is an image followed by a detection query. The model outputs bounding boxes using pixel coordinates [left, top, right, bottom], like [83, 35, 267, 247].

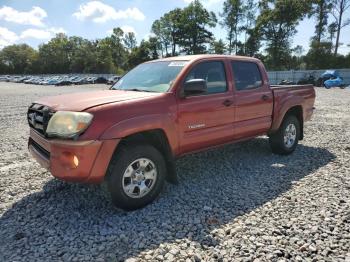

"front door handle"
[223, 99, 233, 107]
[261, 95, 270, 101]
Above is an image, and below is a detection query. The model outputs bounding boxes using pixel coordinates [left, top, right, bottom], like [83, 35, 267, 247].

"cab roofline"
[144, 54, 261, 63]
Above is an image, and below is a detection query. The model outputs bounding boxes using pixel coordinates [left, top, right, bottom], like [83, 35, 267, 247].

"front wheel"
[269, 115, 300, 155]
[106, 144, 166, 210]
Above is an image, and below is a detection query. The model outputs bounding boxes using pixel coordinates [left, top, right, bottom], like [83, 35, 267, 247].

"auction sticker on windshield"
[168, 61, 189, 67]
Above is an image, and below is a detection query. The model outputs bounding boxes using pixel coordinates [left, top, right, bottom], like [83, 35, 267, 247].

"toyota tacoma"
[27, 55, 315, 210]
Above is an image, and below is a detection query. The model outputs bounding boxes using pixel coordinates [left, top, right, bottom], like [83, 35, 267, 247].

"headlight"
[46, 111, 93, 138]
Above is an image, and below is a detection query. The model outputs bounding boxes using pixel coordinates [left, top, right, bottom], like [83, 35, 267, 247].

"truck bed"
[269, 84, 315, 133]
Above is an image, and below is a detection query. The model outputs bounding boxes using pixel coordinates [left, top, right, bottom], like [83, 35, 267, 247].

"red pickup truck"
[27, 55, 315, 210]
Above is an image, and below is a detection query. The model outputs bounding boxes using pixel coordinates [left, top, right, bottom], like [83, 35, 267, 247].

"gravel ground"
[0, 82, 349, 262]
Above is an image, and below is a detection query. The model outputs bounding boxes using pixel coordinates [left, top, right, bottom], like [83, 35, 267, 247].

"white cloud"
[0, 27, 19, 48]
[0, 6, 47, 27]
[20, 29, 51, 39]
[20, 27, 66, 40]
[0, 26, 67, 48]
[73, 1, 145, 23]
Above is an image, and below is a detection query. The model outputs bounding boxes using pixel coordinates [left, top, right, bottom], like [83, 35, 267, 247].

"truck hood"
[35, 90, 162, 111]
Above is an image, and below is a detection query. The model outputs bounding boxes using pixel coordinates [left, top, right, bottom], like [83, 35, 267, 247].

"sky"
[0, 0, 349, 55]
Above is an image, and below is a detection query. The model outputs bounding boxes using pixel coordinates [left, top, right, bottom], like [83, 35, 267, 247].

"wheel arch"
[270, 105, 304, 140]
[107, 129, 178, 184]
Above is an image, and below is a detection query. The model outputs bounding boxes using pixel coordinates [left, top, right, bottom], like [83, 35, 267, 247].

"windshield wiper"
[126, 88, 154, 92]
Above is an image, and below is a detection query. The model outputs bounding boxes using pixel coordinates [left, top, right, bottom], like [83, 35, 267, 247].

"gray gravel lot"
[0, 82, 349, 262]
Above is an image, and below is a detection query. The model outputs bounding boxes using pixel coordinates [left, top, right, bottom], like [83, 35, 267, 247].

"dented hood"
[35, 90, 161, 111]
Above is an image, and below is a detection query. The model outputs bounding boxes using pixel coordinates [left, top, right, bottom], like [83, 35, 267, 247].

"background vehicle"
[324, 76, 345, 89]
[27, 55, 315, 210]
[107, 76, 121, 85]
[0, 74, 119, 86]
[316, 70, 346, 89]
[323, 71, 346, 89]
[297, 72, 316, 85]
[278, 79, 296, 85]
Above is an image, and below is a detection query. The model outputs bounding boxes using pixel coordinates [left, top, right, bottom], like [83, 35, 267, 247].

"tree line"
[0, 0, 349, 75]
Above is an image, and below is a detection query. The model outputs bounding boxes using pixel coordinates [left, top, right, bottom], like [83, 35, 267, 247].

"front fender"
[100, 114, 179, 155]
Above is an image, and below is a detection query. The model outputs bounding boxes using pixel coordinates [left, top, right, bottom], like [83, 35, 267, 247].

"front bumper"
[28, 128, 119, 183]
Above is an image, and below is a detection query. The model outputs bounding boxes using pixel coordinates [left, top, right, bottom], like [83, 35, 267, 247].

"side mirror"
[183, 79, 207, 96]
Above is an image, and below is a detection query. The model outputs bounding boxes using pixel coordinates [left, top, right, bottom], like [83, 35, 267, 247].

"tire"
[269, 115, 300, 155]
[106, 144, 166, 210]
[340, 85, 346, 89]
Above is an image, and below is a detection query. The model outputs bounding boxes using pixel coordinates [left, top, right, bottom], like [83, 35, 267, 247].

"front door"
[177, 60, 235, 154]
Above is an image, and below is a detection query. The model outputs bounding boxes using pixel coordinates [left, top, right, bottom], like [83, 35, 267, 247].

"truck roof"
[149, 54, 261, 63]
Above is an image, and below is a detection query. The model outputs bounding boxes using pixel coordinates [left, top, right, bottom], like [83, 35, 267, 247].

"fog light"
[73, 155, 79, 167]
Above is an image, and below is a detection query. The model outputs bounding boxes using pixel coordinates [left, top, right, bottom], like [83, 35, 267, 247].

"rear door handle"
[261, 95, 270, 101]
[223, 99, 233, 107]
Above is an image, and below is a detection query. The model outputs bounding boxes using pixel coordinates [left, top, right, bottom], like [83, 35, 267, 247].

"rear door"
[177, 60, 235, 154]
[230, 60, 273, 139]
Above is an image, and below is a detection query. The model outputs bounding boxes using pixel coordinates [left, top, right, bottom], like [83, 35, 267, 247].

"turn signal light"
[61, 152, 79, 169]
[73, 155, 79, 167]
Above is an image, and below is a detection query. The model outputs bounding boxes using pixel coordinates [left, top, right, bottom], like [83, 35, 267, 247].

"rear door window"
[231, 61, 262, 91]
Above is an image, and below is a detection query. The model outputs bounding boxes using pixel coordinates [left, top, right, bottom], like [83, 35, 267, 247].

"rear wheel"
[106, 144, 166, 210]
[269, 115, 300, 155]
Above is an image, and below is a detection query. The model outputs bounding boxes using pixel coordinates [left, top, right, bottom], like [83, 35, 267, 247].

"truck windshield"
[111, 61, 188, 93]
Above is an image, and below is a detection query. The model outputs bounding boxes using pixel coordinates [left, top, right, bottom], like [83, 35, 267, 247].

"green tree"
[244, 28, 262, 57]
[288, 45, 306, 69]
[95, 38, 116, 73]
[305, 0, 333, 69]
[305, 41, 335, 69]
[242, 0, 258, 55]
[221, 0, 244, 54]
[164, 8, 183, 56]
[328, 21, 338, 43]
[309, 0, 332, 46]
[38, 33, 71, 73]
[67, 36, 84, 73]
[123, 32, 137, 51]
[109, 27, 128, 71]
[148, 37, 161, 59]
[331, 0, 350, 55]
[69, 37, 96, 73]
[0, 44, 38, 74]
[256, 0, 310, 70]
[209, 39, 227, 54]
[151, 19, 170, 56]
[126, 39, 159, 69]
[151, 8, 183, 56]
[127, 40, 152, 69]
[178, 0, 217, 54]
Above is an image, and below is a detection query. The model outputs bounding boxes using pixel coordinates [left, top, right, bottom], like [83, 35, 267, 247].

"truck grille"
[27, 104, 54, 136]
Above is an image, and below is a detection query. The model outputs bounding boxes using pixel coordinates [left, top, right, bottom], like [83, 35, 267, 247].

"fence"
[267, 69, 350, 85]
